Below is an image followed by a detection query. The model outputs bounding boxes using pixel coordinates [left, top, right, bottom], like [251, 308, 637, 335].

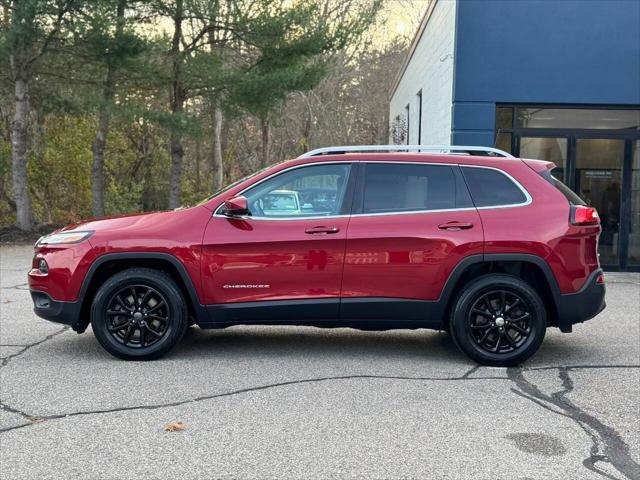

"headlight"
[37, 231, 94, 245]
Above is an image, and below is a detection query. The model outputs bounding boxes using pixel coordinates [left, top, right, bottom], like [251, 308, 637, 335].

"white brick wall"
[389, 0, 456, 145]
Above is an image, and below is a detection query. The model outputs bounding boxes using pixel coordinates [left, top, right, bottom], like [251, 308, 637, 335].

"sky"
[377, 0, 430, 45]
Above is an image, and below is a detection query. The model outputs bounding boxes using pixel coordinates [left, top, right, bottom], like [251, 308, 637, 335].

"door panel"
[341, 210, 483, 303]
[341, 162, 484, 318]
[201, 216, 349, 306]
[200, 163, 353, 313]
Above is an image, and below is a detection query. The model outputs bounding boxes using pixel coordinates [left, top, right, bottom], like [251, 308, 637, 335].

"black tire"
[91, 268, 188, 360]
[449, 274, 546, 366]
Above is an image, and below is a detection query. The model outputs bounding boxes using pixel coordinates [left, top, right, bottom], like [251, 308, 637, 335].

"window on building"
[515, 108, 640, 130]
[362, 163, 472, 214]
[496, 107, 514, 130]
[391, 115, 407, 145]
[494, 105, 640, 269]
[495, 106, 514, 154]
[461, 167, 527, 207]
[405, 104, 410, 144]
[520, 137, 568, 182]
[416, 90, 423, 145]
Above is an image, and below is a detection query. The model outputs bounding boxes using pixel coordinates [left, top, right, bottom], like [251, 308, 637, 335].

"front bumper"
[30, 290, 83, 331]
[555, 269, 606, 332]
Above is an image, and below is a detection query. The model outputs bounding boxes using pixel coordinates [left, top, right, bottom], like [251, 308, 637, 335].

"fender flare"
[437, 253, 561, 329]
[78, 252, 209, 327]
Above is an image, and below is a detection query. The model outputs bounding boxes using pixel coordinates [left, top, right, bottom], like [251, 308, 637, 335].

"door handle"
[305, 226, 340, 235]
[438, 221, 474, 231]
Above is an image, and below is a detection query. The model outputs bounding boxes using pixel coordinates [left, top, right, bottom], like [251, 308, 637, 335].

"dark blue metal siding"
[451, 0, 640, 146]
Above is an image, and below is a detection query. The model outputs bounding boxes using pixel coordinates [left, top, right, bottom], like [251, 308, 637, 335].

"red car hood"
[56, 210, 176, 234]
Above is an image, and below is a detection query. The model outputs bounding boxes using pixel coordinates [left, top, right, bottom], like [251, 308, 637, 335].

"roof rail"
[298, 145, 514, 158]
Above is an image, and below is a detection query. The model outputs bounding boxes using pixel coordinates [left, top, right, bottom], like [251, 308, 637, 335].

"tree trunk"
[8, 0, 33, 230]
[210, 103, 223, 191]
[91, 65, 116, 217]
[91, 0, 126, 217]
[194, 138, 201, 194]
[33, 110, 52, 224]
[139, 125, 154, 211]
[299, 92, 312, 156]
[169, 131, 183, 209]
[10, 72, 33, 231]
[259, 117, 270, 168]
[167, 0, 184, 209]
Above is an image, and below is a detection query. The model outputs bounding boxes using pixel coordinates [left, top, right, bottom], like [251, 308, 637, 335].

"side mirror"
[222, 195, 250, 217]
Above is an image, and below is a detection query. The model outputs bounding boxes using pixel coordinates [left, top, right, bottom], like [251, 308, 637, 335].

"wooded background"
[0, 0, 424, 232]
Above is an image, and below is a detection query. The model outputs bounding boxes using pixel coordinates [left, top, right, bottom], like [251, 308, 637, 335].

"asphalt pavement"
[1, 244, 639, 480]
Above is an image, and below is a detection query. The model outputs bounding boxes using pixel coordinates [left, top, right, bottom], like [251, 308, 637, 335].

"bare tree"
[6, 0, 76, 230]
[210, 101, 223, 191]
[92, 0, 128, 217]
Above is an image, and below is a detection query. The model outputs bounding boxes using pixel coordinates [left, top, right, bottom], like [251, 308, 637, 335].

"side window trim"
[352, 160, 365, 215]
[339, 161, 360, 216]
[460, 165, 532, 209]
[213, 161, 355, 220]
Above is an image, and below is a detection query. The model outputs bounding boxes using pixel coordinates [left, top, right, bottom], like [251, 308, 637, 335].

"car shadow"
[66, 324, 588, 367]
[168, 325, 468, 364]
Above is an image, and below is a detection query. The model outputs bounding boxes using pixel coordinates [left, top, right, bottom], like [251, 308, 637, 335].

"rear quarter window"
[539, 169, 586, 206]
[461, 167, 528, 207]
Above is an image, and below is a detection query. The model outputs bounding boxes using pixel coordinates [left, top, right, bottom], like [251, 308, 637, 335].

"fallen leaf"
[164, 421, 187, 432]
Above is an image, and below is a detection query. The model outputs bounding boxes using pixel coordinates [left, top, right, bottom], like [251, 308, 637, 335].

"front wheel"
[91, 268, 188, 360]
[449, 274, 547, 366]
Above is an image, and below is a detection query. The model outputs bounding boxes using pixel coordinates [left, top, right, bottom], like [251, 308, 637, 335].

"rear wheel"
[91, 268, 188, 360]
[449, 274, 546, 366]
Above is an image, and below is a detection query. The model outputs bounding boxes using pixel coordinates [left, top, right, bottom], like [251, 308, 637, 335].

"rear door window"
[461, 167, 528, 207]
[361, 163, 472, 214]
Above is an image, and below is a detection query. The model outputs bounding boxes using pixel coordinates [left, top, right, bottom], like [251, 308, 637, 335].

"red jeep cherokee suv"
[28, 145, 606, 365]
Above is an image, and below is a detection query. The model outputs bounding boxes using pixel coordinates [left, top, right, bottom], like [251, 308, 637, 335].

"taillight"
[571, 205, 599, 225]
[596, 273, 605, 284]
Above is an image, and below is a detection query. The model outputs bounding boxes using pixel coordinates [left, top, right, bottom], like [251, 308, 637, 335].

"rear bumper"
[555, 269, 606, 332]
[30, 290, 82, 331]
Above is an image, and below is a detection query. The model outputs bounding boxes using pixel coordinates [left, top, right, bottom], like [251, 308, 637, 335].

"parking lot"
[1, 244, 639, 479]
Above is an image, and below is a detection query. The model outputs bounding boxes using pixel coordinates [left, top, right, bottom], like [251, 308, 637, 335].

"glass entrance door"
[574, 138, 625, 267]
[629, 141, 640, 266]
[501, 106, 640, 270]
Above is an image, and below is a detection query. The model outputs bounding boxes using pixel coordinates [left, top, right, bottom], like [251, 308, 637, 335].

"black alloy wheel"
[105, 285, 171, 349]
[449, 274, 546, 366]
[468, 289, 532, 354]
[91, 268, 188, 360]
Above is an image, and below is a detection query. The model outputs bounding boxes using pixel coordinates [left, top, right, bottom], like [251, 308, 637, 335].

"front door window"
[244, 164, 350, 218]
